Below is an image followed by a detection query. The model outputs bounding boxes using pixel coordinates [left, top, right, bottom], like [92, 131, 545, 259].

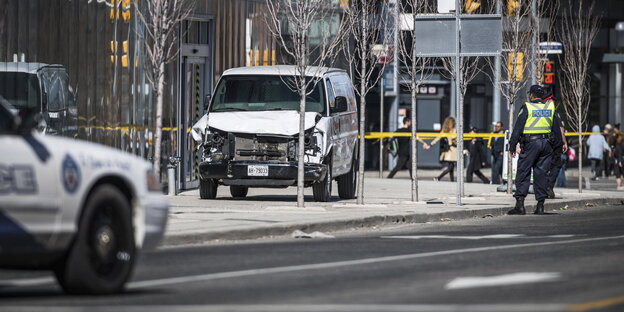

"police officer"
[542, 87, 568, 199]
[508, 85, 563, 215]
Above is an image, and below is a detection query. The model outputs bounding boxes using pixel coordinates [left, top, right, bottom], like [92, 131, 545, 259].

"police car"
[0, 100, 168, 294]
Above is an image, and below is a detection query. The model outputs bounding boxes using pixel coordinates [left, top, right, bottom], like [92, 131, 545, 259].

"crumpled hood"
[206, 111, 319, 136]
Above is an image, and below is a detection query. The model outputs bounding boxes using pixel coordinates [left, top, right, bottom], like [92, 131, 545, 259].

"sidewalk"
[162, 170, 624, 246]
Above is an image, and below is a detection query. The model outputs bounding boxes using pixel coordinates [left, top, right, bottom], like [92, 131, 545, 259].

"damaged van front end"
[198, 110, 331, 188]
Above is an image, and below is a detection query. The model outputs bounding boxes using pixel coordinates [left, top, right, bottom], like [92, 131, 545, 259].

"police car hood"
[41, 134, 148, 167]
[206, 111, 320, 136]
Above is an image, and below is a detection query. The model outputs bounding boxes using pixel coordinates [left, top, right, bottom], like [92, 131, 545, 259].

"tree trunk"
[578, 132, 583, 193]
[356, 14, 367, 205]
[153, 63, 165, 179]
[507, 101, 514, 194]
[411, 87, 418, 202]
[297, 85, 306, 207]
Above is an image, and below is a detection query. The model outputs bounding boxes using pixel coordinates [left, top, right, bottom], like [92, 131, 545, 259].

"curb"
[161, 197, 624, 247]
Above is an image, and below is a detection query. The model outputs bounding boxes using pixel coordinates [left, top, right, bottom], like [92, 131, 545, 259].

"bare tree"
[558, 0, 600, 193]
[531, 0, 559, 83]
[397, 0, 435, 202]
[266, 0, 347, 207]
[485, 0, 533, 194]
[343, 0, 391, 205]
[135, 0, 193, 178]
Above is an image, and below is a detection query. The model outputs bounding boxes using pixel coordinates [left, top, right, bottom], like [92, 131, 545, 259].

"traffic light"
[542, 60, 555, 84]
[465, 0, 480, 14]
[121, 0, 131, 22]
[507, 0, 520, 16]
[507, 52, 524, 82]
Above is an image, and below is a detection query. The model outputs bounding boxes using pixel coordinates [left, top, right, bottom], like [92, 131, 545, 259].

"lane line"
[567, 295, 624, 312]
[382, 234, 579, 240]
[0, 304, 568, 312]
[445, 272, 562, 290]
[128, 235, 624, 289]
[382, 234, 526, 240]
[0, 277, 55, 287]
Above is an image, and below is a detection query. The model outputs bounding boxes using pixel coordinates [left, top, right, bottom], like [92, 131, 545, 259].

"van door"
[328, 75, 357, 176]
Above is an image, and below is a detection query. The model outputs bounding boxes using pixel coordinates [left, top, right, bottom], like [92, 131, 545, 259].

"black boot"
[534, 200, 545, 215]
[547, 188, 555, 199]
[508, 197, 526, 215]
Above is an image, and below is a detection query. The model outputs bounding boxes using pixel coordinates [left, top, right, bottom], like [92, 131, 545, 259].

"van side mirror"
[332, 96, 348, 113]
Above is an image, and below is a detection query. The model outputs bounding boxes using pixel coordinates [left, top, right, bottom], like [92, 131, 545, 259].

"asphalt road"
[1, 204, 624, 312]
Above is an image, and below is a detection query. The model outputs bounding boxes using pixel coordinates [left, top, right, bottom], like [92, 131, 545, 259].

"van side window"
[326, 79, 336, 110]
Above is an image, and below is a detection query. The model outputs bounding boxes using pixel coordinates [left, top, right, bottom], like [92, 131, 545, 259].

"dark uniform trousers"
[548, 148, 563, 190]
[515, 138, 553, 201]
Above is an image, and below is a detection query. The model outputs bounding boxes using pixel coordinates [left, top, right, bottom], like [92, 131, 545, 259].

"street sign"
[412, 15, 502, 57]
[539, 42, 563, 55]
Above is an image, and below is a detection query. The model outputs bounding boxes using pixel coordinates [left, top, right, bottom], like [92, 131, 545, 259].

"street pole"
[493, 0, 501, 127]
[389, 0, 400, 171]
[455, 0, 463, 206]
[531, 0, 537, 86]
[380, 78, 385, 178]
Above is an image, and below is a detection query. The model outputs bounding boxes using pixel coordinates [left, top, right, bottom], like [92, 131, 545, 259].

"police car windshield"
[210, 75, 325, 113]
[0, 72, 40, 113]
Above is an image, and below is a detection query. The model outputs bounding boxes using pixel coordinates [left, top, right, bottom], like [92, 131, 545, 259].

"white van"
[193, 65, 358, 202]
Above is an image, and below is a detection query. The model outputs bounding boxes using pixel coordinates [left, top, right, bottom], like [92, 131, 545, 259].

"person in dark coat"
[387, 117, 430, 178]
[465, 128, 490, 184]
[491, 121, 505, 184]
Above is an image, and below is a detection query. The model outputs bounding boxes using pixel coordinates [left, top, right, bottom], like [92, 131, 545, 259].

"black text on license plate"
[247, 165, 269, 176]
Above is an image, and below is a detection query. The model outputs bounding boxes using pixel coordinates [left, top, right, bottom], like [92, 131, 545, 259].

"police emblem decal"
[62, 155, 81, 193]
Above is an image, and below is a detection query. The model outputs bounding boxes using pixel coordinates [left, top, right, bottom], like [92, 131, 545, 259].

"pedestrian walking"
[387, 117, 430, 179]
[587, 125, 611, 181]
[542, 88, 568, 199]
[465, 128, 490, 184]
[603, 124, 615, 178]
[430, 116, 457, 182]
[491, 121, 505, 185]
[507, 85, 563, 215]
[613, 135, 624, 189]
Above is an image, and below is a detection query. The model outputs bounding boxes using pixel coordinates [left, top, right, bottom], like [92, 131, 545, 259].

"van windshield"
[210, 75, 325, 113]
[0, 72, 40, 112]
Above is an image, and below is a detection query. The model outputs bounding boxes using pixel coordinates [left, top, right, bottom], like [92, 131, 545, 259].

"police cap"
[528, 85, 545, 97]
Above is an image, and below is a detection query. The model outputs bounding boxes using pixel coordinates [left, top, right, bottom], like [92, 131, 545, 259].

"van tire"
[230, 186, 248, 198]
[54, 184, 135, 294]
[338, 151, 358, 199]
[199, 179, 218, 199]
[313, 158, 332, 202]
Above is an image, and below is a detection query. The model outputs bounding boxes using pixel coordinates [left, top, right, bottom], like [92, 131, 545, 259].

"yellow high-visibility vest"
[523, 101, 554, 134]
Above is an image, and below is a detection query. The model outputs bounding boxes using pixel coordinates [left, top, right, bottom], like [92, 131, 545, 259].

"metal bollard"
[167, 156, 181, 196]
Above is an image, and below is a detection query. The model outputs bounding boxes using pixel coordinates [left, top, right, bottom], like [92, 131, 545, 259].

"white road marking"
[0, 277, 55, 287]
[381, 234, 526, 240]
[0, 304, 567, 312]
[445, 272, 562, 290]
[127, 235, 624, 289]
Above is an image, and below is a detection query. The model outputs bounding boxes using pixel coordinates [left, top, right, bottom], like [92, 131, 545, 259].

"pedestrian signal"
[542, 61, 555, 84]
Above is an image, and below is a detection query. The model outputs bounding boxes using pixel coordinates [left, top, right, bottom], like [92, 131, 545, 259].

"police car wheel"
[337, 150, 358, 199]
[230, 186, 248, 198]
[54, 184, 135, 294]
[199, 179, 218, 199]
[313, 157, 332, 202]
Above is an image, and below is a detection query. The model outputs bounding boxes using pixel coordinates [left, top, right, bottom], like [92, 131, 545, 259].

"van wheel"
[199, 179, 218, 199]
[313, 158, 332, 202]
[338, 152, 358, 199]
[230, 186, 248, 198]
[54, 185, 135, 294]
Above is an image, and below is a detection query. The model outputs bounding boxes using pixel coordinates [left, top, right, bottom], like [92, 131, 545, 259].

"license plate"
[247, 165, 269, 177]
